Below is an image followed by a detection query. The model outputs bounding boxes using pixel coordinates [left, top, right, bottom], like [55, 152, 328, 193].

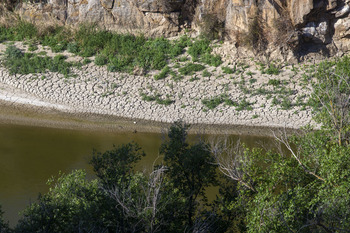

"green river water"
[0, 123, 275, 226]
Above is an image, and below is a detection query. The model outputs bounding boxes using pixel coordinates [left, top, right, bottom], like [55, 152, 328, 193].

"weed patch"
[178, 63, 205, 76]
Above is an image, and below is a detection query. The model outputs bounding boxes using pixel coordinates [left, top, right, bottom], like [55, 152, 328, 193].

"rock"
[334, 17, 350, 52]
[100, 0, 114, 9]
[334, 4, 350, 18]
[3, 0, 350, 59]
[301, 20, 330, 44]
[289, 0, 313, 26]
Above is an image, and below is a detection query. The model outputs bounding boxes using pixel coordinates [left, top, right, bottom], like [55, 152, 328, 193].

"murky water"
[0, 123, 274, 226]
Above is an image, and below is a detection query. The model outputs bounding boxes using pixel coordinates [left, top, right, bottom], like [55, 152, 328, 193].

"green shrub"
[263, 64, 280, 75]
[179, 63, 205, 75]
[154, 66, 170, 80]
[268, 79, 281, 86]
[202, 70, 211, 77]
[28, 43, 38, 51]
[188, 38, 211, 61]
[82, 58, 91, 65]
[94, 54, 108, 66]
[202, 96, 224, 109]
[201, 53, 222, 67]
[13, 21, 37, 40]
[202, 94, 236, 109]
[107, 56, 133, 72]
[140, 92, 174, 105]
[67, 42, 80, 54]
[3, 50, 74, 77]
[5, 45, 23, 59]
[236, 99, 253, 111]
[222, 66, 234, 74]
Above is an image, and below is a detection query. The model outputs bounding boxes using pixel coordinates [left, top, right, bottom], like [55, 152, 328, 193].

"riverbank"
[0, 41, 316, 136]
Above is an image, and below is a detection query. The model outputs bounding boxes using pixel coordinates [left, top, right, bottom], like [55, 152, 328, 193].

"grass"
[140, 92, 174, 106]
[0, 22, 223, 75]
[222, 66, 234, 74]
[3, 45, 75, 77]
[201, 94, 237, 110]
[202, 70, 211, 77]
[236, 98, 253, 111]
[268, 79, 281, 86]
[261, 63, 281, 75]
[178, 63, 205, 76]
[94, 54, 108, 66]
[154, 66, 170, 80]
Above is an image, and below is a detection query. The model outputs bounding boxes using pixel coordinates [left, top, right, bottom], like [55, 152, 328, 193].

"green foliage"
[202, 69, 211, 77]
[262, 63, 281, 75]
[90, 143, 145, 188]
[160, 121, 217, 228]
[222, 66, 234, 74]
[154, 66, 170, 80]
[2, 46, 74, 77]
[202, 94, 237, 110]
[310, 56, 350, 145]
[236, 98, 253, 111]
[16, 170, 105, 233]
[140, 92, 174, 105]
[178, 63, 205, 75]
[200, 52, 222, 66]
[268, 78, 281, 86]
[0, 205, 10, 233]
[67, 42, 80, 54]
[94, 54, 108, 66]
[4, 45, 22, 59]
[187, 38, 211, 62]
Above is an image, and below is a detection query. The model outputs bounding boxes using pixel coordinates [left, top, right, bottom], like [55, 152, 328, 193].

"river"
[0, 123, 275, 226]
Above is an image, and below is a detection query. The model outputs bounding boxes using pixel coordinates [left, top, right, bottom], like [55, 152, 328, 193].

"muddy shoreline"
[0, 100, 302, 136]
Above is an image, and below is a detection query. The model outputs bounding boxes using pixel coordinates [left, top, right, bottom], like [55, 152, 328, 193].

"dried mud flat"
[0, 41, 317, 136]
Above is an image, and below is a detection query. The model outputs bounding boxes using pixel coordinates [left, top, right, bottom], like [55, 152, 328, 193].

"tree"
[16, 170, 106, 233]
[0, 205, 11, 233]
[310, 56, 350, 146]
[90, 142, 185, 233]
[160, 121, 217, 230]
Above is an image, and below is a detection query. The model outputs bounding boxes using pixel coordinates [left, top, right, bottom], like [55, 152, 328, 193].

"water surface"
[0, 123, 274, 226]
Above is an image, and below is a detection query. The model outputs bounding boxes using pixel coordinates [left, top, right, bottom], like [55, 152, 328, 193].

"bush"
[154, 66, 170, 80]
[178, 63, 205, 75]
[188, 38, 211, 62]
[67, 42, 80, 54]
[94, 54, 108, 66]
[5, 45, 23, 59]
[263, 64, 280, 75]
[201, 53, 222, 67]
[268, 79, 281, 86]
[222, 66, 234, 74]
[3, 50, 74, 77]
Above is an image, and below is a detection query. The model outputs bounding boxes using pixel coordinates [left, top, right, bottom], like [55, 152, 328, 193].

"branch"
[272, 130, 326, 182]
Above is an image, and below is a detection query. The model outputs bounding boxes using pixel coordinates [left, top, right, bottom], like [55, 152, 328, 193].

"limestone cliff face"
[6, 0, 350, 58]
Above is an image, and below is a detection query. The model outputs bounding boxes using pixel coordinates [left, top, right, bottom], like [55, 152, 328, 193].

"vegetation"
[1, 18, 350, 233]
[140, 92, 174, 106]
[2, 62, 350, 231]
[3, 45, 75, 77]
[178, 63, 205, 76]
[0, 22, 221, 76]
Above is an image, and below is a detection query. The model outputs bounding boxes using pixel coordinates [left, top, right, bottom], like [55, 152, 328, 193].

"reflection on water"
[0, 123, 274, 226]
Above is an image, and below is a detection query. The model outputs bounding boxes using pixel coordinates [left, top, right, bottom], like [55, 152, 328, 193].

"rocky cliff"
[3, 0, 350, 59]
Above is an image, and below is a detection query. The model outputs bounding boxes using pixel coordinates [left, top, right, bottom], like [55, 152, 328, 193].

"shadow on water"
[0, 123, 279, 226]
